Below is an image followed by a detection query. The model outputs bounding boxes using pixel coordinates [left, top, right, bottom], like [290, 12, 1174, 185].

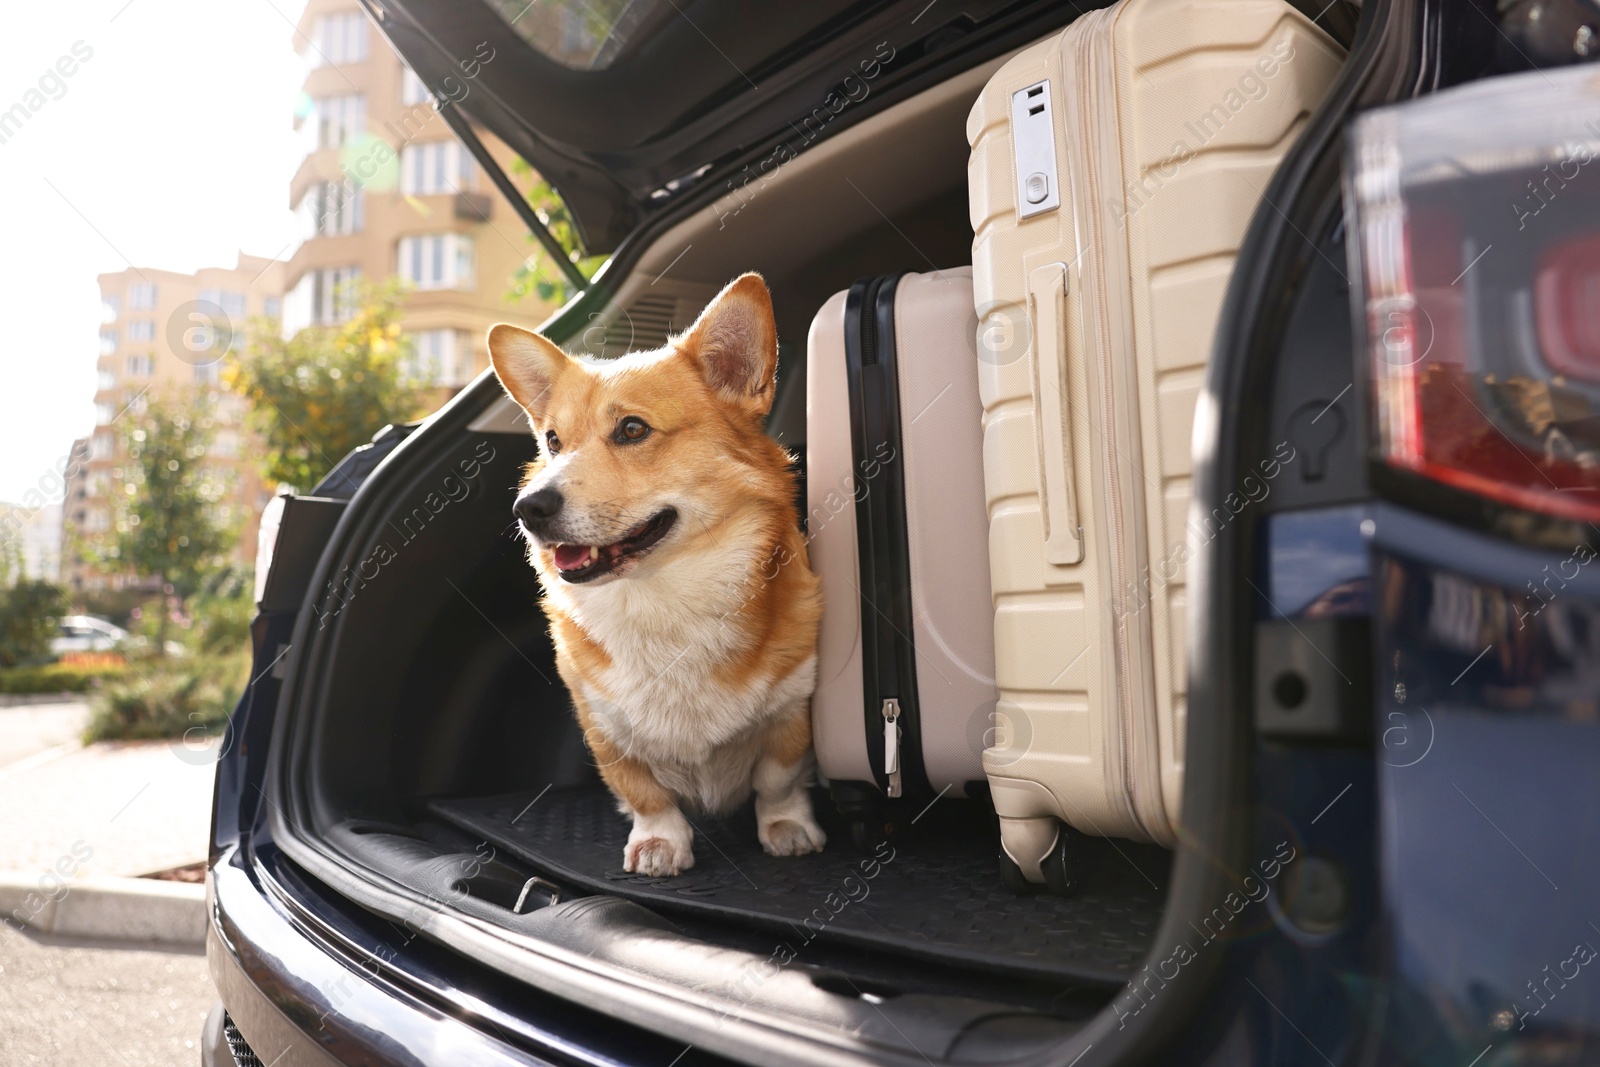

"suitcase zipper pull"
[882, 699, 903, 798]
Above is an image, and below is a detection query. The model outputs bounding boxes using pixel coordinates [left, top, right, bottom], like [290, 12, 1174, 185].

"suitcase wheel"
[850, 818, 890, 852]
[1040, 827, 1082, 897]
[998, 852, 1040, 895]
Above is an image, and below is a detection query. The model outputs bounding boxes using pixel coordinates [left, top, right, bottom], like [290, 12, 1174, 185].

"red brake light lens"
[1347, 69, 1600, 522]
[1536, 232, 1600, 384]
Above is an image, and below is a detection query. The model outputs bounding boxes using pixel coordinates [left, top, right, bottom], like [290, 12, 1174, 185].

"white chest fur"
[559, 533, 816, 814]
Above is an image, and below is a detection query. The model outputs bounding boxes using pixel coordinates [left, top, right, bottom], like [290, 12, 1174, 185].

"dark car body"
[204, 1, 1600, 1064]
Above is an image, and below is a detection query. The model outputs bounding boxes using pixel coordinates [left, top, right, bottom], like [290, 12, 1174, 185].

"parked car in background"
[202, 0, 1600, 1064]
[49, 615, 126, 658]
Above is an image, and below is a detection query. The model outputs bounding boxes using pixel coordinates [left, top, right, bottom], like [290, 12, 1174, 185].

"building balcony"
[289, 148, 347, 208]
[298, 61, 375, 102]
[453, 192, 493, 223]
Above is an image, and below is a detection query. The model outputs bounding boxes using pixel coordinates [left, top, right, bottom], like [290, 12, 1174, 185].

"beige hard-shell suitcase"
[967, 0, 1342, 879]
[807, 268, 997, 808]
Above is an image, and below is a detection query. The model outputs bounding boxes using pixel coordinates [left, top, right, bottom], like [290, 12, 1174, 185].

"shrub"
[84, 652, 250, 742]
[0, 581, 67, 668]
[183, 568, 255, 656]
[0, 661, 126, 695]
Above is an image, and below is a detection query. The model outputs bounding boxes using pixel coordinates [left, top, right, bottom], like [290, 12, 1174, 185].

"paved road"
[0, 708, 217, 879]
[0, 700, 89, 774]
[0, 699, 220, 1061]
[0, 922, 213, 1066]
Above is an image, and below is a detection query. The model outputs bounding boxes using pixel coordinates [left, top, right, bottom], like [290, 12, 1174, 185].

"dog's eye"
[614, 416, 651, 444]
[544, 430, 561, 455]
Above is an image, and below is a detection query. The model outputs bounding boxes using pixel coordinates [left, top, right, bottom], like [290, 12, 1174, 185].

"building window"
[125, 354, 153, 378]
[197, 288, 248, 319]
[97, 369, 116, 391]
[405, 329, 474, 386]
[128, 283, 157, 309]
[92, 431, 114, 458]
[99, 329, 116, 355]
[400, 142, 473, 195]
[283, 266, 362, 335]
[263, 296, 281, 319]
[185, 322, 234, 363]
[308, 94, 365, 151]
[397, 234, 475, 291]
[401, 67, 432, 106]
[85, 509, 110, 533]
[311, 13, 368, 65]
[101, 296, 120, 322]
[194, 362, 221, 385]
[125, 391, 148, 416]
[95, 402, 116, 425]
[128, 321, 155, 342]
[298, 181, 364, 237]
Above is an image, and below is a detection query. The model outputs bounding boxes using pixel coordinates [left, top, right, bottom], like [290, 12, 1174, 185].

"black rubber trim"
[843, 273, 932, 799]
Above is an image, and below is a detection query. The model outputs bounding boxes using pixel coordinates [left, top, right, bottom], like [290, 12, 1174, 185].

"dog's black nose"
[514, 488, 563, 529]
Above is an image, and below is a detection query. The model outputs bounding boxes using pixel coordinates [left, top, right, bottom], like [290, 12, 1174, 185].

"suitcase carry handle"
[1029, 263, 1084, 566]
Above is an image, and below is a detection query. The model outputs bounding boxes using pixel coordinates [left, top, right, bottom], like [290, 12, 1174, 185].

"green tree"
[96, 397, 236, 656]
[0, 580, 67, 668]
[0, 515, 22, 587]
[506, 172, 606, 306]
[227, 282, 422, 492]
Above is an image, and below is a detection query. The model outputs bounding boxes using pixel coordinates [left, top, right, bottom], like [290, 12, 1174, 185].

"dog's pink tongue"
[553, 544, 593, 571]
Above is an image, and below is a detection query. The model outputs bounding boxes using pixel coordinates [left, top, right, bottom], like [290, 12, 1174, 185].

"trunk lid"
[365, 0, 1074, 254]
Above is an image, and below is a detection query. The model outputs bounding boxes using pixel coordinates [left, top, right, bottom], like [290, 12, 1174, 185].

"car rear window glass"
[481, 0, 667, 70]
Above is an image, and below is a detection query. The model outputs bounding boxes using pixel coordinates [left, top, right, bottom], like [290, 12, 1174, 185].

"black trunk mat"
[429, 786, 1168, 984]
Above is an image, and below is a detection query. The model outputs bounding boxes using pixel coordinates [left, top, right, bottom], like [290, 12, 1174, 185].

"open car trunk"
[258, 4, 1376, 1057]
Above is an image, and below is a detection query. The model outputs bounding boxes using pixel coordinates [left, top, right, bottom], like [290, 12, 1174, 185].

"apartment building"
[67, 255, 285, 591]
[0, 502, 63, 584]
[56, 439, 92, 591]
[62, 5, 551, 593]
[288, 1, 549, 387]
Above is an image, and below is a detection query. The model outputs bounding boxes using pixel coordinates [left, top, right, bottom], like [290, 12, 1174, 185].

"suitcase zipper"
[1067, 11, 1156, 839]
[843, 275, 925, 800]
[882, 698, 903, 797]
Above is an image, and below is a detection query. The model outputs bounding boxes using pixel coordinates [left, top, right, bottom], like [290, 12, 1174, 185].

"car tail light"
[1346, 66, 1600, 522]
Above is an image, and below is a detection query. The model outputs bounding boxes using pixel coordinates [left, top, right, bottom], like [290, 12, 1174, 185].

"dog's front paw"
[624, 809, 695, 876]
[624, 836, 695, 876]
[759, 817, 826, 857]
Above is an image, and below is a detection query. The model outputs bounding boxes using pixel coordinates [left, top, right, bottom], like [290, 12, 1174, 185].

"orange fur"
[762, 699, 815, 769]
[574, 702, 673, 817]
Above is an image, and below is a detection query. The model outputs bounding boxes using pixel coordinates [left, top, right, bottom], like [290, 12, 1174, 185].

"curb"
[0, 870, 206, 946]
[0, 692, 82, 707]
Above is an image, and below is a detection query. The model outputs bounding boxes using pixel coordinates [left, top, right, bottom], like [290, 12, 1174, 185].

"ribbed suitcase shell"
[807, 268, 996, 797]
[967, 0, 1341, 861]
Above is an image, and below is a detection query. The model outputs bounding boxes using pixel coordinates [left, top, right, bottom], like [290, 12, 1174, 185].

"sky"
[0, 0, 308, 504]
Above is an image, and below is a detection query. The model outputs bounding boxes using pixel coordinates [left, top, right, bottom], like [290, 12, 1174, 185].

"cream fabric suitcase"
[807, 269, 996, 809]
[967, 0, 1342, 879]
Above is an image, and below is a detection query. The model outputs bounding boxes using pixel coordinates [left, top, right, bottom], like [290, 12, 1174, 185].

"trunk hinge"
[430, 88, 590, 294]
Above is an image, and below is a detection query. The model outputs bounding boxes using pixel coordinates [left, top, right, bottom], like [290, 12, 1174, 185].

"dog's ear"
[679, 273, 778, 420]
[487, 324, 570, 423]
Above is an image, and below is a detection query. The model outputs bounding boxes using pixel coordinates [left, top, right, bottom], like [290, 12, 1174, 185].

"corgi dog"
[486, 274, 825, 877]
